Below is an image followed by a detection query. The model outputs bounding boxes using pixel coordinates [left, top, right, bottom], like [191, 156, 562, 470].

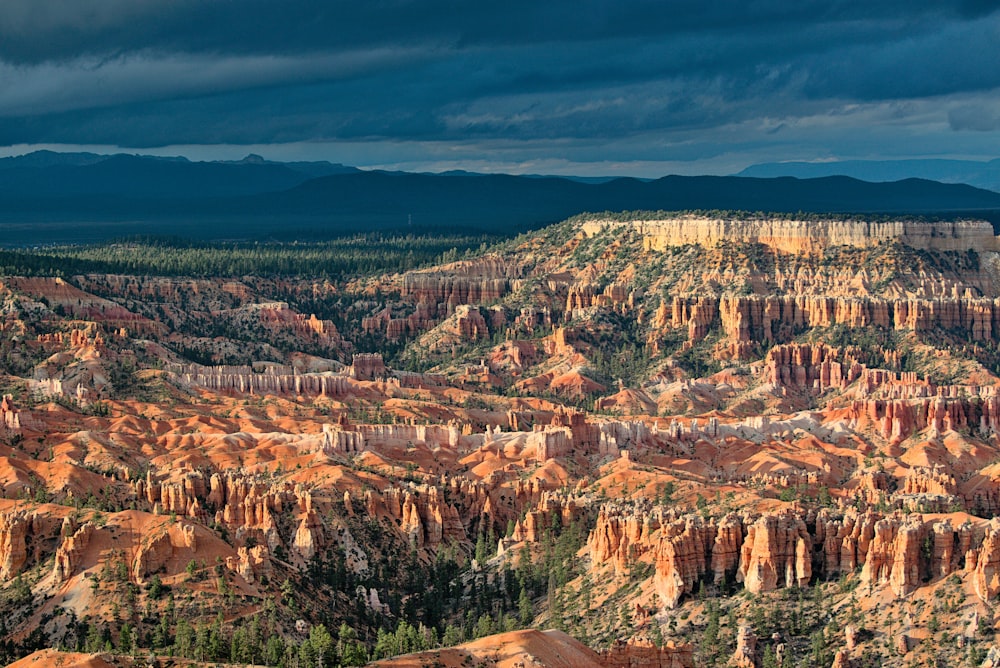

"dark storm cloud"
[1, 1, 999, 166]
[0, 1, 962, 63]
[949, 104, 1000, 131]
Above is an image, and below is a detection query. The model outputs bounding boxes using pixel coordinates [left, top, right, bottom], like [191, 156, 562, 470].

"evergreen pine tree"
[518, 586, 533, 626]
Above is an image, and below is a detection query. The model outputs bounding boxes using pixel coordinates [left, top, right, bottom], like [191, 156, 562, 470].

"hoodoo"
[3, 211, 1000, 667]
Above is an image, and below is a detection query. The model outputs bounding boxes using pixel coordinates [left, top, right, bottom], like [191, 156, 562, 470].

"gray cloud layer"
[1, 1, 999, 173]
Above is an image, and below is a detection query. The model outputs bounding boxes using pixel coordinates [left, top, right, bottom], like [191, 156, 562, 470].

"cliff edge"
[581, 216, 999, 253]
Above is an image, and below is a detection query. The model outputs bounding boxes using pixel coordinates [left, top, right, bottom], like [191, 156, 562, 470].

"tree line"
[0, 232, 499, 280]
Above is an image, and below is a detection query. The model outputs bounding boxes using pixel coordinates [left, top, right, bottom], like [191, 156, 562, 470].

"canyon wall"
[589, 504, 1000, 608]
[658, 295, 1000, 351]
[174, 367, 355, 396]
[582, 217, 998, 254]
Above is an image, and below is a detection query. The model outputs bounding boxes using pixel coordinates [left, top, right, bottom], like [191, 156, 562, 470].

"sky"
[1, 1, 999, 177]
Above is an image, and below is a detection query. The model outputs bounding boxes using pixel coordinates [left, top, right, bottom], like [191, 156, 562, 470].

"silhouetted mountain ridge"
[2, 151, 1000, 244]
[739, 158, 1000, 193]
[247, 171, 1000, 223]
[0, 151, 359, 198]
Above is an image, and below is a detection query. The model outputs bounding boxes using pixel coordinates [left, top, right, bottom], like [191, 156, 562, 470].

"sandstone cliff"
[583, 216, 998, 254]
[599, 637, 695, 668]
[589, 504, 1000, 607]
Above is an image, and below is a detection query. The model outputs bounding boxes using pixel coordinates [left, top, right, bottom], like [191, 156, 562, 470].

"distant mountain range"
[738, 158, 1000, 193]
[0, 150, 358, 198]
[2, 151, 1000, 245]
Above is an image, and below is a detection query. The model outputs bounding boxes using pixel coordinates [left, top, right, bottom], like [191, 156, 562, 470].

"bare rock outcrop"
[738, 512, 811, 594]
[293, 510, 324, 561]
[53, 523, 96, 582]
[653, 514, 718, 608]
[846, 392, 1000, 445]
[0, 512, 67, 581]
[763, 343, 864, 391]
[401, 269, 510, 306]
[0, 512, 32, 581]
[590, 504, 1000, 607]
[0, 394, 21, 433]
[599, 637, 695, 668]
[659, 294, 1000, 358]
[227, 545, 271, 584]
[614, 216, 998, 253]
[589, 505, 656, 575]
[731, 625, 757, 668]
[349, 353, 387, 381]
[132, 522, 198, 584]
[383, 484, 467, 549]
[972, 519, 1000, 603]
[830, 649, 852, 668]
[171, 363, 354, 397]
